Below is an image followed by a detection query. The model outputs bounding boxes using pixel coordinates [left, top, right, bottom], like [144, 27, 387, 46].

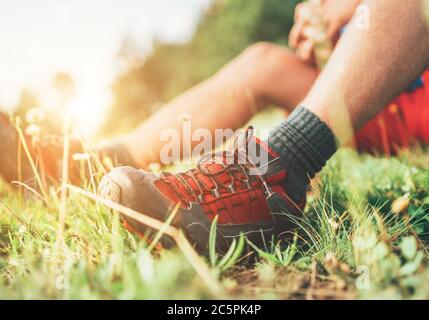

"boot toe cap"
[99, 166, 144, 207]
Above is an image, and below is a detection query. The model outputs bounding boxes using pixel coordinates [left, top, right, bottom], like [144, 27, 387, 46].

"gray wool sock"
[267, 107, 337, 203]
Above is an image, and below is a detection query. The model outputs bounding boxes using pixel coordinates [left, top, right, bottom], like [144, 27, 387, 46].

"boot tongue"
[199, 127, 285, 184]
[245, 137, 286, 182]
[231, 127, 282, 178]
[245, 136, 279, 165]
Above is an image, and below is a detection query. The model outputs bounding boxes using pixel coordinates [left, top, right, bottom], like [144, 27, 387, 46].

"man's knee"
[214, 42, 299, 101]
[219, 42, 278, 75]
[213, 43, 274, 91]
[243, 42, 279, 59]
[232, 42, 296, 78]
[241, 42, 284, 68]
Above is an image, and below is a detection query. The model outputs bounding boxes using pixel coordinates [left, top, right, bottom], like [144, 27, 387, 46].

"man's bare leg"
[1, 44, 318, 185]
[263, 0, 429, 204]
[303, 0, 429, 143]
[118, 43, 318, 168]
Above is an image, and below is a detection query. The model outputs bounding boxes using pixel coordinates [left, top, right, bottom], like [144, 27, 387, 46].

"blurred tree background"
[100, 0, 302, 136]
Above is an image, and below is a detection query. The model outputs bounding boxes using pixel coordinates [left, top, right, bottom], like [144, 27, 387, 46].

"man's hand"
[289, 0, 361, 63]
[289, 1, 318, 63]
[321, 0, 361, 41]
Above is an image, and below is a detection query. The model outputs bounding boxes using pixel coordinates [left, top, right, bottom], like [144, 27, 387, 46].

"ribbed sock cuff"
[267, 107, 337, 202]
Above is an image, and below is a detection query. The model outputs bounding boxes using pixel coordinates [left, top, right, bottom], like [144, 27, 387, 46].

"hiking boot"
[0, 112, 133, 188]
[99, 127, 306, 253]
[0, 111, 88, 187]
[0, 112, 36, 184]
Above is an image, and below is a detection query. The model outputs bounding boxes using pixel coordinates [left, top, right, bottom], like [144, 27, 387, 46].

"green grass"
[1, 147, 429, 299]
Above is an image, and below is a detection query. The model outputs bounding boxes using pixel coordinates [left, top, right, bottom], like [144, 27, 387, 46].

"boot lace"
[158, 127, 272, 205]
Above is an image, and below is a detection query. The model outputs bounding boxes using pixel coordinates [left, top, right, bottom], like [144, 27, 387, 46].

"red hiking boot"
[99, 128, 305, 253]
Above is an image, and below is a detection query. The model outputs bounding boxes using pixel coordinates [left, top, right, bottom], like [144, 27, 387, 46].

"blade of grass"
[55, 117, 71, 256]
[11, 181, 47, 205]
[218, 233, 245, 271]
[217, 239, 236, 269]
[67, 184, 223, 296]
[147, 203, 179, 252]
[209, 215, 219, 267]
[14, 119, 49, 202]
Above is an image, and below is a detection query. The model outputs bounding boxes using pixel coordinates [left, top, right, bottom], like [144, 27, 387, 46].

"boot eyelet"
[243, 179, 251, 189]
[228, 184, 236, 193]
[211, 188, 220, 198]
[197, 194, 204, 203]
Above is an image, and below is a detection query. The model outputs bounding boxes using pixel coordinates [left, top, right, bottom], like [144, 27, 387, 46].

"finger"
[290, 3, 307, 48]
[289, 19, 308, 49]
[296, 2, 313, 22]
[297, 39, 315, 63]
[294, 3, 304, 22]
[289, 19, 306, 49]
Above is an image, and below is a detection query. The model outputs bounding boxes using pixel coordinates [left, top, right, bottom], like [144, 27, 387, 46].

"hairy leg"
[303, 0, 429, 144]
[118, 43, 318, 168]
